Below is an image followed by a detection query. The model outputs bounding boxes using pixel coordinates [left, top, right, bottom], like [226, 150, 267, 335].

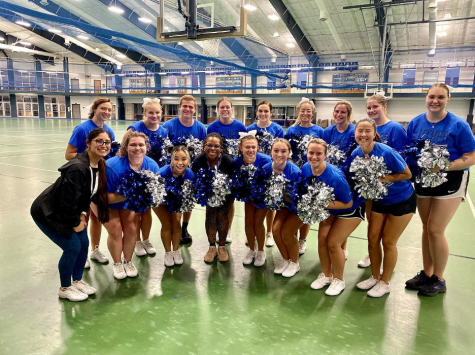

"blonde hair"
[271, 138, 291, 153]
[293, 98, 316, 126]
[88, 97, 112, 119]
[307, 138, 328, 154]
[428, 83, 451, 98]
[142, 97, 162, 112]
[217, 97, 232, 108]
[333, 100, 353, 122]
[118, 131, 148, 157]
[238, 135, 258, 156]
[179, 95, 197, 110]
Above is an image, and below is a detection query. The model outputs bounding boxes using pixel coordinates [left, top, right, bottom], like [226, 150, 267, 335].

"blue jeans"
[34, 220, 89, 287]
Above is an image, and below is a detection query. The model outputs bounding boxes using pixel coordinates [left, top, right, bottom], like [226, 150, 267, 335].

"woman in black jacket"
[191, 133, 236, 263]
[31, 128, 111, 302]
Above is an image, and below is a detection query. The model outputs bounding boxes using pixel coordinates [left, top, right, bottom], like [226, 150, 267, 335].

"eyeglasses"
[93, 139, 112, 146]
[205, 143, 222, 149]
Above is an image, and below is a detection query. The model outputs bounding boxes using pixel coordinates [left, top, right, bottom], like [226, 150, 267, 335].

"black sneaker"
[180, 231, 192, 245]
[418, 275, 447, 297]
[405, 270, 430, 290]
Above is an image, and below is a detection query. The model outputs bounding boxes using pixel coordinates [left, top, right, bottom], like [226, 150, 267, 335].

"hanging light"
[15, 19, 31, 26]
[115, 53, 127, 58]
[285, 43, 295, 48]
[244, 1, 256, 11]
[268, 14, 279, 21]
[77, 35, 89, 40]
[138, 17, 152, 23]
[108, 1, 124, 14]
[19, 41, 32, 46]
[48, 28, 62, 33]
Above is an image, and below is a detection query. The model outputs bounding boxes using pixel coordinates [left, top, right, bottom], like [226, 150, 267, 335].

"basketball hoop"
[202, 39, 220, 58]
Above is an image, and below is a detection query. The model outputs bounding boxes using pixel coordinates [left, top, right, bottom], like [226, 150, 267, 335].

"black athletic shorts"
[372, 190, 417, 217]
[416, 170, 469, 199]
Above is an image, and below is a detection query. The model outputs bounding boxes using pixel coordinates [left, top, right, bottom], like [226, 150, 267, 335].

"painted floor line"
[467, 193, 475, 221]
[0, 152, 64, 159]
[0, 162, 58, 172]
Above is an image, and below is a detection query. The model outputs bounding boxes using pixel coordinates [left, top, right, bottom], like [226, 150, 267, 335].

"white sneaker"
[343, 249, 348, 260]
[113, 262, 127, 280]
[59, 286, 88, 302]
[72, 280, 97, 295]
[90, 247, 109, 263]
[310, 272, 333, 290]
[274, 259, 290, 274]
[367, 280, 391, 298]
[243, 250, 256, 265]
[325, 278, 346, 296]
[142, 239, 156, 255]
[254, 251, 266, 267]
[298, 239, 307, 255]
[226, 229, 232, 243]
[282, 261, 300, 278]
[134, 241, 147, 257]
[123, 260, 138, 277]
[356, 275, 379, 290]
[84, 259, 90, 269]
[265, 233, 274, 247]
[164, 251, 175, 267]
[358, 255, 371, 268]
[172, 250, 184, 265]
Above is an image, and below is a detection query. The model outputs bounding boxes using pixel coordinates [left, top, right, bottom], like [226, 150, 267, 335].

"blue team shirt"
[352, 142, 413, 205]
[69, 120, 115, 153]
[407, 111, 475, 169]
[127, 121, 168, 138]
[158, 164, 195, 181]
[234, 153, 272, 169]
[323, 123, 355, 153]
[285, 124, 324, 138]
[207, 119, 247, 139]
[247, 122, 284, 138]
[301, 163, 356, 215]
[377, 120, 407, 152]
[106, 155, 159, 210]
[162, 117, 207, 141]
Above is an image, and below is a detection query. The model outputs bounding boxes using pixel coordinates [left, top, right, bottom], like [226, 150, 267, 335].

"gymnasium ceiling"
[0, 0, 474, 67]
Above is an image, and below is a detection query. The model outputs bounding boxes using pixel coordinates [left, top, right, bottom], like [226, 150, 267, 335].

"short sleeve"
[106, 166, 119, 193]
[455, 121, 475, 155]
[68, 126, 86, 150]
[276, 125, 284, 138]
[383, 148, 407, 174]
[390, 125, 408, 152]
[334, 175, 352, 204]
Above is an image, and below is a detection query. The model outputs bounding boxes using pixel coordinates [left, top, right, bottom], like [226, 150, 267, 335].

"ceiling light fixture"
[273, 31, 280, 37]
[437, 31, 447, 37]
[15, 20, 31, 26]
[268, 14, 279, 21]
[19, 41, 31, 46]
[285, 43, 295, 48]
[77, 35, 89, 40]
[108, 1, 124, 14]
[139, 17, 151, 23]
[244, 3, 256, 11]
[0, 37, 5, 42]
[48, 28, 62, 33]
[116, 53, 127, 58]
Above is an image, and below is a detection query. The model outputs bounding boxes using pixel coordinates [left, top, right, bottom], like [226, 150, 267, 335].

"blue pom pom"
[115, 170, 154, 213]
[164, 176, 196, 213]
[104, 141, 121, 161]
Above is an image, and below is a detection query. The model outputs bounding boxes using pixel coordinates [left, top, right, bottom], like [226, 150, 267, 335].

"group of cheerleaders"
[31, 83, 475, 302]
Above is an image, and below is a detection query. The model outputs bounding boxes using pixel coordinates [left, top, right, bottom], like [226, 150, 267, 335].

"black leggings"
[206, 196, 234, 246]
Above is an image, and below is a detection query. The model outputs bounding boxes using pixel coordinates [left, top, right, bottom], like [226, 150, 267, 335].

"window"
[0, 95, 11, 116]
[42, 72, 65, 91]
[17, 95, 39, 117]
[14, 70, 37, 91]
[44, 97, 66, 118]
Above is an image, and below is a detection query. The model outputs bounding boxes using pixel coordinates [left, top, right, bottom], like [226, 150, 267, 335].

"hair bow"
[238, 130, 257, 138]
[142, 97, 161, 108]
[300, 97, 310, 103]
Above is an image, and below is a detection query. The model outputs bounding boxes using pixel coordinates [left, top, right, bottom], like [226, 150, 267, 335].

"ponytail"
[96, 158, 109, 223]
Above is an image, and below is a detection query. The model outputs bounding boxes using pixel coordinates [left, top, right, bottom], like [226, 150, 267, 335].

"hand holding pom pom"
[350, 156, 391, 200]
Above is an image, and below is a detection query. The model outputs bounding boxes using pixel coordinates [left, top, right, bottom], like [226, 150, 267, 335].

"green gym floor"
[1, 118, 475, 355]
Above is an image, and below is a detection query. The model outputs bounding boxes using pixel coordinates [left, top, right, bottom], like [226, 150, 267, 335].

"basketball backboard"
[157, 0, 247, 43]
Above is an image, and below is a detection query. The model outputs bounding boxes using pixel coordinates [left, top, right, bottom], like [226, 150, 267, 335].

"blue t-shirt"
[377, 120, 407, 152]
[351, 142, 413, 205]
[407, 111, 475, 169]
[323, 123, 355, 153]
[127, 121, 168, 138]
[207, 119, 247, 139]
[106, 155, 159, 210]
[262, 161, 301, 210]
[162, 117, 207, 141]
[285, 124, 324, 138]
[69, 120, 116, 153]
[158, 164, 194, 180]
[247, 122, 284, 138]
[301, 162, 356, 215]
[234, 153, 272, 169]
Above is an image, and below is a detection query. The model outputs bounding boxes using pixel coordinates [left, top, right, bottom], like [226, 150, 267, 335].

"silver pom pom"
[265, 172, 289, 210]
[296, 180, 335, 225]
[416, 140, 451, 188]
[350, 156, 391, 200]
[208, 171, 232, 207]
[226, 138, 240, 157]
[186, 136, 203, 159]
[326, 144, 347, 166]
[179, 180, 196, 213]
[141, 170, 167, 207]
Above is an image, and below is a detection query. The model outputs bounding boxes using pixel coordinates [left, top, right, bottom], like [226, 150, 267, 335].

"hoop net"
[202, 39, 221, 58]
[364, 83, 394, 99]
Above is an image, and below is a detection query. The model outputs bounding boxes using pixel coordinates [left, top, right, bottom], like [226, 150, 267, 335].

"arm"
[65, 144, 78, 161]
[58, 167, 86, 228]
[327, 200, 353, 210]
[380, 166, 412, 182]
[445, 151, 475, 172]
